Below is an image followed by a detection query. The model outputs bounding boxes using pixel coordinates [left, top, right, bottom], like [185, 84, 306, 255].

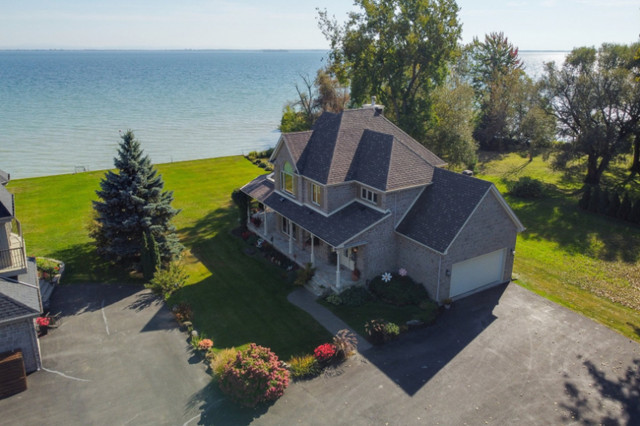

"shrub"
[313, 343, 336, 363]
[145, 262, 189, 301]
[294, 263, 316, 286]
[211, 348, 238, 378]
[369, 274, 429, 306]
[198, 338, 214, 351]
[218, 344, 290, 407]
[365, 319, 401, 345]
[325, 294, 342, 306]
[231, 188, 249, 229]
[337, 286, 372, 307]
[332, 329, 357, 361]
[173, 302, 193, 323]
[288, 354, 320, 379]
[365, 319, 387, 345]
[507, 177, 544, 199]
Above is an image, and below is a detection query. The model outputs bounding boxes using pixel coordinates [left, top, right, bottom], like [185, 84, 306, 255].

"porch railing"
[0, 246, 27, 274]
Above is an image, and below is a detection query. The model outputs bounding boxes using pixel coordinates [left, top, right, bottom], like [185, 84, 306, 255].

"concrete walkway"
[287, 287, 373, 351]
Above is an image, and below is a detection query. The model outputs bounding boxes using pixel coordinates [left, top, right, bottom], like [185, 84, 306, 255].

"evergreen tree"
[606, 191, 621, 217]
[141, 230, 161, 280]
[618, 193, 632, 221]
[91, 130, 183, 268]
[578, 185, 592, 210]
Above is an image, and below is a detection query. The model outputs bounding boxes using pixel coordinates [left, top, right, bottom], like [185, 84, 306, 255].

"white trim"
[435, 255, 442, 302]
[360, 187, 378, 205]
[268, 135, 285, 163]
[0, 312, 40, 326]
[394, 185, 428, 228]
[311, 182, 321, 206]
[273, 189, 304, 206]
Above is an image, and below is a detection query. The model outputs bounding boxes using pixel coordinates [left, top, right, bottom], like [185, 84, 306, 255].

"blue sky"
[0, 0, 637, 50]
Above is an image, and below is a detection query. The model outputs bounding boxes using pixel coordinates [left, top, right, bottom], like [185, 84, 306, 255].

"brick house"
[0, 171, 42, 373]
[241, 106, 524, 302]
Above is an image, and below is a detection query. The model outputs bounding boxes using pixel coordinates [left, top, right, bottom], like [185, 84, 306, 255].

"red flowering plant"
[313, 343, 336, 363]
[198, 338, 213, 351]
[36, 317, 50, 327]
[218, 343, 290, 407]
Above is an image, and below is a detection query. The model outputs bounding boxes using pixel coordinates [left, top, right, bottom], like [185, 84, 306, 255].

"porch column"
[263, 209, 268, 236]
[246, 205, 251, 227]
[335, 249, 341, 290]
[310, 235, 315, 267]
[288, 232, 293, 255]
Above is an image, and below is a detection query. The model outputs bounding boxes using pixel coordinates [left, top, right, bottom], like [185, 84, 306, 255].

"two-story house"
[241, 106, 524, 302]
[0, 171, 42, 376]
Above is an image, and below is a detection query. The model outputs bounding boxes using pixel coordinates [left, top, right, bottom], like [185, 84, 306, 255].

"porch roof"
[241, 174, 389, 247]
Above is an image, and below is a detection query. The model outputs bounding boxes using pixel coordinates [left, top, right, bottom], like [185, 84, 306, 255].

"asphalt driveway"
[1, 283, 639, 425]
[0, 284, 211, 426]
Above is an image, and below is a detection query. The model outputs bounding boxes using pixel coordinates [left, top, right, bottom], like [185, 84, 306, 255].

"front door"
[339, 248, 355, 271]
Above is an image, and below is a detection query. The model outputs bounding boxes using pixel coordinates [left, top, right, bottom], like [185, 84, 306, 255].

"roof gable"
[0, 185, 14, 219]
[396, 168, 492, 253]
[292, 108, 444, 190]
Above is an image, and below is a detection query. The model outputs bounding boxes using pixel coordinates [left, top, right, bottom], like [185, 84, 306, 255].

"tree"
[425, 75, 477, 167]
[618, 193, 632, 220]
[541, 43, 640, 185]
[466, 32, 529, 151]
[279, 69, 349, 132]
[141, 230, 160, 281]
[231, 188, 249, 230]
[91, 130, 183, 268]
[318, 0, 462, 140]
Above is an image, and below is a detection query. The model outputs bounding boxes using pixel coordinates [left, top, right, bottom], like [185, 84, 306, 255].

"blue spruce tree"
[91, 130, 183, 269]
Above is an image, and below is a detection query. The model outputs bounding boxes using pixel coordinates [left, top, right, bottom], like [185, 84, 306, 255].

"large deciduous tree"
[91, 130, 183, 269]
[318, 0, 462, 140]
[541, 43, 640, 185]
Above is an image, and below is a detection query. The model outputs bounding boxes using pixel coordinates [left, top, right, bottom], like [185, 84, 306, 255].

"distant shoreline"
[0, 48, 568, 53]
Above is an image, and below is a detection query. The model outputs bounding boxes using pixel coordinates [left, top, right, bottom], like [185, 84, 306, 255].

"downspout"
[435, 255, 442, 303]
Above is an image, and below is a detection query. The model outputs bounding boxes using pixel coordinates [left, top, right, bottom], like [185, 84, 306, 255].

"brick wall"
[383, 187, 424, 226]
[326, 183, 357, 212]
[0, 319, 41, 373]
[344, 216, 396, 280]
[395, 235, 442, 299]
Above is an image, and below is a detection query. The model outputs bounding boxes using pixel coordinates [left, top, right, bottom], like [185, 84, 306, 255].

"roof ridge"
[378, 114, 445, 168]
[387, 136, 434, 188]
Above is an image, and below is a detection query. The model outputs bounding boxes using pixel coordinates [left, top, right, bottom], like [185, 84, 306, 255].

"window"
[281, 216, 296, 238]
[311, 183, 322, 206]
[361, 187, 378, 204]
[280, 162, 294, 195]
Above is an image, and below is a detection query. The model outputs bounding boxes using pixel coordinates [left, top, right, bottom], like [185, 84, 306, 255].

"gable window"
[280, 162, 295, 195]
[361, 187, 378, 204]
[311, 183, 322, 206]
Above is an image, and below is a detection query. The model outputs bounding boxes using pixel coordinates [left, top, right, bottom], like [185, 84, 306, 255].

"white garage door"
[450, 249, 506, 298]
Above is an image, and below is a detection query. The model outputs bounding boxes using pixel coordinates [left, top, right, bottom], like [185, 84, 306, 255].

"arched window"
[281, 162, 294, 195]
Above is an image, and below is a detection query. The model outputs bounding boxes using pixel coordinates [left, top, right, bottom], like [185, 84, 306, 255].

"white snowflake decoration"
[256, 238, 264, 248]
[381, 272, 392, 283]
[398, 268, 407, 277]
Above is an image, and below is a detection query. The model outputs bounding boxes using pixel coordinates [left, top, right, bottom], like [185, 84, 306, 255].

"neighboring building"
[241, 106, 524, 302]
[0, 171, 42, 373]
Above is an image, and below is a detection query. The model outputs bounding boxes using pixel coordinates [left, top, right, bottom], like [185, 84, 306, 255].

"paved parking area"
[1, 282, 639, 425]
[0, 284, 210, 426]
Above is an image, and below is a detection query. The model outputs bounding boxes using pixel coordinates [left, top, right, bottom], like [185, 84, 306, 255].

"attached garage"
[449, 248, 506, 298]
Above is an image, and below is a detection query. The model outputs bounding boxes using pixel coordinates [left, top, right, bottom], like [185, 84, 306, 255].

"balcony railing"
[0, 246, 27, 275]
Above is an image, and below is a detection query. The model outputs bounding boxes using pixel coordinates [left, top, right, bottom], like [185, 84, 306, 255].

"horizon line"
[0, 48, 571, 53]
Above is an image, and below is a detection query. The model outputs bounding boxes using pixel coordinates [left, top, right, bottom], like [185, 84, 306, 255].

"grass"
[476, 152, 640, 342]
[7, 156, 331, 359]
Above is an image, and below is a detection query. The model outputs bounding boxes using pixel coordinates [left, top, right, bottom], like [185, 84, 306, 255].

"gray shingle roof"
[294, 108, 445, 191]
[0, 169, 9, 186]
[0, 185, 14, 219]
[0, 293, 39, 322]
[281, 131, 312, 166]
[241, 174, 389, 247]
[396, 168, 492, 253]
[0, 268, 41, 323]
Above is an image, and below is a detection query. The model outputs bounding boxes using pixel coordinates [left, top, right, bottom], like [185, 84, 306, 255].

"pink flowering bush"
[313, 343, 336, 363]
[218, 343, 290, 407]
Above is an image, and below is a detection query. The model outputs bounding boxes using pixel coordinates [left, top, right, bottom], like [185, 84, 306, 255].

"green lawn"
[477, 152, 640, 342]
[8, 156, 331, 359]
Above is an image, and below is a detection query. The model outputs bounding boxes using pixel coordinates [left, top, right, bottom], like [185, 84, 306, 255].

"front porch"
[0, 223, 27, 278]
[248, 209, 364, 294]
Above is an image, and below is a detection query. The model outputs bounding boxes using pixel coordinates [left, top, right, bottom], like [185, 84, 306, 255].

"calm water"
[0, 50, 566, 179]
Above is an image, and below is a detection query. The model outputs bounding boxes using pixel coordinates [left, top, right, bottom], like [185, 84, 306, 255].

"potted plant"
[443, 298, 453, 309]
[351, 268, 361, 281]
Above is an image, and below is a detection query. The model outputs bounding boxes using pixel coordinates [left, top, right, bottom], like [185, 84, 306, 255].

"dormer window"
[280, 162, 295, 195]
[361, 187, 378, 204]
